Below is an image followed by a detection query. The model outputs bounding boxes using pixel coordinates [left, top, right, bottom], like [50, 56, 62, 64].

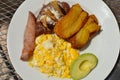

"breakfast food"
[29, 34, 79, 78]
[21, 12, 36, 61]
[54, 4, 101, 49]
[70, 53, 98, 80]
[21, 0, 101, 79]
[54, 4, 83, 39]
[21, 1, 70, 61]
[36, 1, 70, 34]
[69, 15, 101, 48]
[35, 22, 52, 37]
[54, 4, 88, 39]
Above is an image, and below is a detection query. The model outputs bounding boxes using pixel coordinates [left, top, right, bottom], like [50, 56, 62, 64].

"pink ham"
[21, 12, 36, 61]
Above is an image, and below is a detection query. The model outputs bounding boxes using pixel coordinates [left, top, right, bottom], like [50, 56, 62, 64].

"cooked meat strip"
[36, 22, 52, 37]
[21, 12, 36, 61]
[58, 1, 70, 15]
[21, 1, 71, 61]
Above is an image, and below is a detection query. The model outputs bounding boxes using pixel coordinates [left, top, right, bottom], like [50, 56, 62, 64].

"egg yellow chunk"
[29, 34, 80, 78]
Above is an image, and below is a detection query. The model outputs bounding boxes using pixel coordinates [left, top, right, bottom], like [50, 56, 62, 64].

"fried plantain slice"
[62, 11, 88, 39]
[82, 15, 101, 38]
[84, 22, 101, 38]
[83, 15, 98, 28]
[69, 16, 101, 49]
[54, 4, 83, 39]
[69, 29, 90, 49]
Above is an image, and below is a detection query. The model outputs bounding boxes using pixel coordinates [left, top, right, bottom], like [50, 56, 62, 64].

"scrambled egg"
[29, 34, 79, 78]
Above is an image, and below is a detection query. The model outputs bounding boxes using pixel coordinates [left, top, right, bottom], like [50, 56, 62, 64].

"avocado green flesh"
[70, 53, 98, 80]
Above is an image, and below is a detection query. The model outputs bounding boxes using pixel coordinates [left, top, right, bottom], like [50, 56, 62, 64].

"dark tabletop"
[0, 0, 120, 80]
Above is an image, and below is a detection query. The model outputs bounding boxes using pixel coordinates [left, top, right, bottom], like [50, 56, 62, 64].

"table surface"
[0, 0, 120, 80]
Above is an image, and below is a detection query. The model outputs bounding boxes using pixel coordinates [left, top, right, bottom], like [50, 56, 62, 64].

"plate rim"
[7, 0, 120, 80]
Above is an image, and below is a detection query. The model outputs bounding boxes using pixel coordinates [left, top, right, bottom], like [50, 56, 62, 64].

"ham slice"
[20, 1, 70, 61]
[21, 12, 36, 61]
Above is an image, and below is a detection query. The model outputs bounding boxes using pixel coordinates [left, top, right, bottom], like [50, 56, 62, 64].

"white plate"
[7, 0, 120, 80]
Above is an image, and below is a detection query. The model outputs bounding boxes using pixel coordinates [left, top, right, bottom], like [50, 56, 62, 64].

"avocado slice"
[70, 53, 98, 80]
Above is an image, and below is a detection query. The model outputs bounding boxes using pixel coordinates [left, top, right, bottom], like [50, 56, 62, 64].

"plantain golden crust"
[83, 15, 98, 28]
[69, 29, 90, 49]
[84, 22, 101, 38]
[54, 4, 83, 39]
[69, 15, 101, 49]
[64, 11, 88, 38]
[82, 15, 101, 38]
